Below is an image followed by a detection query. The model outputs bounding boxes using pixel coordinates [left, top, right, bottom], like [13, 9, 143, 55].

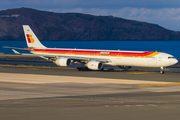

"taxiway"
[0, 55, 180, 120]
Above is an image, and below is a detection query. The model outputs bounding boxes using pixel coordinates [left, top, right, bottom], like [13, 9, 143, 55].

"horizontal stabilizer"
[3, 46, 33, 51]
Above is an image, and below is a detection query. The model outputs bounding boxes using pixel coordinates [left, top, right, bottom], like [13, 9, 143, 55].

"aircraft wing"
[11, 49, 110, 63]
[4, 46, 110, 63]
[22, 53, 110, 63]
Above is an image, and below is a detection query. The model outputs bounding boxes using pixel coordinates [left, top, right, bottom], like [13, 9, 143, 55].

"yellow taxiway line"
[135, 82, 180, 87]
[127, 72, 156, 74]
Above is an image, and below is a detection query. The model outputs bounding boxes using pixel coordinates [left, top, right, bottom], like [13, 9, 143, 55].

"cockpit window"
[168, 57, 175, 59]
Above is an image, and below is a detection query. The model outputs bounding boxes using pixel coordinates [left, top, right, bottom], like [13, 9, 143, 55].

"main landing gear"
[77, 67, 89, 71]
[160, 67, 165, 74]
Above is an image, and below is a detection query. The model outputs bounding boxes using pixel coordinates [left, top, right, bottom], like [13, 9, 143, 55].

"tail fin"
[23, 25, 46, 48]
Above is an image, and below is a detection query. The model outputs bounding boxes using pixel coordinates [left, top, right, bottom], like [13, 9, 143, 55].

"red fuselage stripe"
[32, 49, 156, 57]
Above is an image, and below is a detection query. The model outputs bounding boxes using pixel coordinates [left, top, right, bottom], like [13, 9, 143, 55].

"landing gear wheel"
[77, 67, 82, 71]
[160, 70, 164, 74]
[100, 67, 104, 71]
[160, 67, 165, 74]
[77, 67, 89, 71]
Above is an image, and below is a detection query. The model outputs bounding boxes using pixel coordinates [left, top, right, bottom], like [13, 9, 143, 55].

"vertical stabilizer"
[23, 25, 46, 48]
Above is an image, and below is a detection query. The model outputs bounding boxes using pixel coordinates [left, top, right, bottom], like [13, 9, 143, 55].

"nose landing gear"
[160, 67, 165, 74]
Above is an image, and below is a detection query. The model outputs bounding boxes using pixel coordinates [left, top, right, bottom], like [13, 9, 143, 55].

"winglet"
[12, 49, 21, 54]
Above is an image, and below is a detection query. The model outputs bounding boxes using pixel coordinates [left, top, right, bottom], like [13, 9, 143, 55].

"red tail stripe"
[26, 34, 31, 43]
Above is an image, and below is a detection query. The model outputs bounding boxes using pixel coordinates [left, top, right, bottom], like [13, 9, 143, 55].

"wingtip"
[12, 49, 21, 54]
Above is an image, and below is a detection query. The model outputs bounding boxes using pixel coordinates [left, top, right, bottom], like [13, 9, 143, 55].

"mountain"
[0, 8, 180, 41]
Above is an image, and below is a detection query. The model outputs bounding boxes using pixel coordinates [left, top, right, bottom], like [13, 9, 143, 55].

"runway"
[0, 55, 180, 120]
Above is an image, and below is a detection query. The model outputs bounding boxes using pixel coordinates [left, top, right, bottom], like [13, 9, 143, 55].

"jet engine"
[54, 58, 71, 66]
[86, 61, 103, 70]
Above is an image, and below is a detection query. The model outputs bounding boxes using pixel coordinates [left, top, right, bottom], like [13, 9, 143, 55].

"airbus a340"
[4, 25, 178, 74]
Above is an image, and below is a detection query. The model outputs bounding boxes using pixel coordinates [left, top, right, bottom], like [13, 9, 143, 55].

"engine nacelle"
[54, 58, 71, 66]
[86, 61, 103, 70]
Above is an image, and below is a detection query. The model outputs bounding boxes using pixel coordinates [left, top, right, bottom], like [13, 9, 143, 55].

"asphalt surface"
[0, 56, 180, 120]
[1, 92, 180, 120]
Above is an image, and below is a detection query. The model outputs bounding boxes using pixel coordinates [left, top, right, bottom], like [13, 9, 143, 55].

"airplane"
[4, 25, 178, 74]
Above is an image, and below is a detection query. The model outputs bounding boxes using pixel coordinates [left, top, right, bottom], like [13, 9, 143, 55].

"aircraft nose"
[174, 59, 178, 64]
[169, 58, 178, 66]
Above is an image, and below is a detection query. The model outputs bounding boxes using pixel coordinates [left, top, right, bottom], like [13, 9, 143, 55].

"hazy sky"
[1, 0, 180, 31]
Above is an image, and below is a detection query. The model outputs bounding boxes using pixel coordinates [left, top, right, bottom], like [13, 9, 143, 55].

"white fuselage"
[31, 48, 178, 68]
